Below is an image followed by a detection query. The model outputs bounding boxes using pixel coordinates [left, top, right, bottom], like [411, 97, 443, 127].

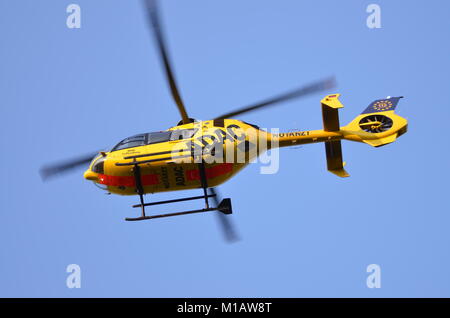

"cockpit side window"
[147, 131, 172, 144]
[170, 129, 198, 141]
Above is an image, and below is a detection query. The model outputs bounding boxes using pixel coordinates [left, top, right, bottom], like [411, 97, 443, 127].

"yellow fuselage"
[84, 119, 265, 195]
[83, 109, 407, 195]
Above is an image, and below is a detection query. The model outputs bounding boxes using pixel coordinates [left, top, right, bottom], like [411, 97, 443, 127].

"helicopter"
[41, 0, 408, 241]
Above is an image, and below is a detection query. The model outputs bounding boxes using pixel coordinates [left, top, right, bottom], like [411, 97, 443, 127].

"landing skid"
[126, 161, 232, 221]
[125, 198, 232, 221]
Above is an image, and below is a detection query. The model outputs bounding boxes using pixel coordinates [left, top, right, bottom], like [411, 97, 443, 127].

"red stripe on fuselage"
[98, 173, 159, 187]
[186, 163, 233, 181]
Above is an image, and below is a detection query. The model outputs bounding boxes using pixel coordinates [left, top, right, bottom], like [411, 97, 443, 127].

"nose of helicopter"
[84, 169, 98, 181]
[84, 153, 106, 181]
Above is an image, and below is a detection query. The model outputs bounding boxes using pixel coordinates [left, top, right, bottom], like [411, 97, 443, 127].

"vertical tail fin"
[343, 96, 407, 147]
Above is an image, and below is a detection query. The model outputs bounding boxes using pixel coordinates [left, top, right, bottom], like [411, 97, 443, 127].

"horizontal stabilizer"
[325, 140, 349, 178]
[321, 94, 344, 132]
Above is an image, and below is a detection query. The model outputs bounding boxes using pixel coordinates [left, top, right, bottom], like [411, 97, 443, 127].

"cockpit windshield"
[110, 129, 197, 152]
[111, 134, 148, 152]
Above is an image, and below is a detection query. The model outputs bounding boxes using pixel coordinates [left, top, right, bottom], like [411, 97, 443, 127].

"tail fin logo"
[373, 100, 393, 111]
[362, 96, 403, 114]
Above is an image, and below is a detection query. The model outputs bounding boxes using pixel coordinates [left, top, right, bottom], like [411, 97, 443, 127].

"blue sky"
[1, 0, 450, 297]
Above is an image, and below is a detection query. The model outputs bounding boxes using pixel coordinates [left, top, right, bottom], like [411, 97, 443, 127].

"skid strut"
[198, 161, 210, 209]
[133, 163, 146, 218]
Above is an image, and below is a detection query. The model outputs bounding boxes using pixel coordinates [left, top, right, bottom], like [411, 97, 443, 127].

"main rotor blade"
[214, 77, 336, 120]
[209, 188, 239, 243]
[143, 0, 190, 124]
[40, 152, 98, 181]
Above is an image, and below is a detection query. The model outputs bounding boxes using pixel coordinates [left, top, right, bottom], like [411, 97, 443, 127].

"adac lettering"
[173, 166, 185, 186]
[184, 124, 246, 154]
[161, 167, 170, 188]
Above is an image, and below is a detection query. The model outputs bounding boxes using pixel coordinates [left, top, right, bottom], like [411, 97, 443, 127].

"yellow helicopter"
[41, 0, 408, 241]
